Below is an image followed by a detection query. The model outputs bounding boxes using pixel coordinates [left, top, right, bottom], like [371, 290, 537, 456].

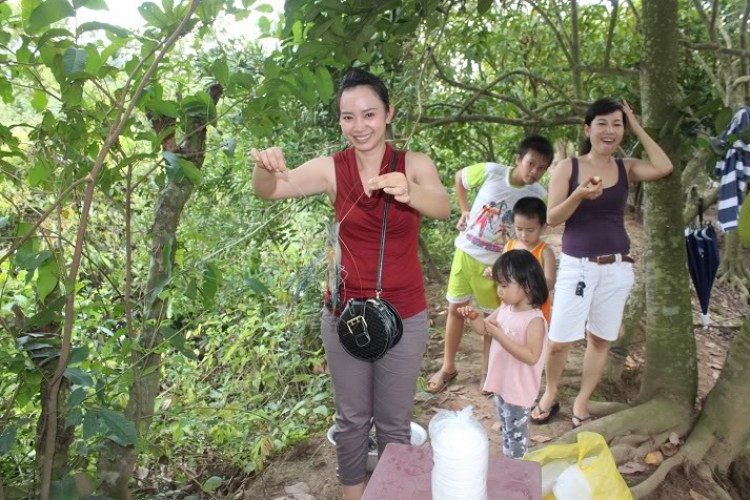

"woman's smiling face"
[338, 85, 393, 152]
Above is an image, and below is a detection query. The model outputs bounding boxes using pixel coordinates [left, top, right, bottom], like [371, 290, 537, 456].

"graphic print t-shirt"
[455, 163, 546, 265]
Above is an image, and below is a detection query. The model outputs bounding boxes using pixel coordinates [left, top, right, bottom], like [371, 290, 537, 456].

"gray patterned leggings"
[493, 394, 531, 459]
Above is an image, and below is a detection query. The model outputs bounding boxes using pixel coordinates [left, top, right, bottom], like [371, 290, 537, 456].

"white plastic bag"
[553, 464, 592, 500]
[429, 406, 489, 500]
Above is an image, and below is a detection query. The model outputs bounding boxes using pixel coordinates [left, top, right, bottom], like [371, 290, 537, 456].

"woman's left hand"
[485, 316, 502, 337]
[622, 100, 644, 133]
[369, 172, 411, 204]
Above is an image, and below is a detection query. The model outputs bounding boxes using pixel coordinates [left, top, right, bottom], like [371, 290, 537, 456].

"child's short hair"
[518, 135, 554, 167]
[512, 197, 548, 226]
[492, 250, 549, 309]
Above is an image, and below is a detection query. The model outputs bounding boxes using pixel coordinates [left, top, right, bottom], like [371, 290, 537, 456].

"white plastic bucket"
[327, 421, 428, 471]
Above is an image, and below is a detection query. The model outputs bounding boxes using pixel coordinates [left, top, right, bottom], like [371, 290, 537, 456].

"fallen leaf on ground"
[491, 421, 502, 432]
[689, 490, 710, 500]
[709, 363, 723, 370]
[447, 385, 465, 392]
[618, 462, 647, 474]
[644, 451, 664, 465]
[706, 341, 717, 349]
[530, 435, 553, 443]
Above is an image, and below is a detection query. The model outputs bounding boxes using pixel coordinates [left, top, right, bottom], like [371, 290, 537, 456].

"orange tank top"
[503, 239, 552, 323]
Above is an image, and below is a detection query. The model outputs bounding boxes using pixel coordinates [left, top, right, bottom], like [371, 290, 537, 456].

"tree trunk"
[718, 231, 750, 301]
[637, 0, 698, 406]
[605, 266, 645, 383]
[97, 84, 223, 499]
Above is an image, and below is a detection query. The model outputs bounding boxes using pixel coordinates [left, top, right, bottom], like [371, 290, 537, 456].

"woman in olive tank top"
[531, 98, 674, 428]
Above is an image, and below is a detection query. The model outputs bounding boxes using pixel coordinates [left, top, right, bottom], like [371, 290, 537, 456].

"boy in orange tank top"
[500, 197, 556, 322]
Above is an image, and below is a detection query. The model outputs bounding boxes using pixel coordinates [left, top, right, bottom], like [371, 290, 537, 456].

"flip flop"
[426, 369, 458, 394]
[530, 401, 560, 425]
[572, 414, 592, 429]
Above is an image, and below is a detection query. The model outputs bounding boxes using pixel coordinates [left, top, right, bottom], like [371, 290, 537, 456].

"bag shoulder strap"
[376, 148, 399, 297]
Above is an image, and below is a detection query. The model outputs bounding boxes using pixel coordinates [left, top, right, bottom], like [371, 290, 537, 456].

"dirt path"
[241, 213, 743, 500]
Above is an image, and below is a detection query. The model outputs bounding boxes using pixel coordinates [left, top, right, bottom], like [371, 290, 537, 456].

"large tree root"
[554, 398, 690, 445]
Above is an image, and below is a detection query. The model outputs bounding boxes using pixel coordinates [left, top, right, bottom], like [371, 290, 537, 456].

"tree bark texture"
[637, 0, 698, 405]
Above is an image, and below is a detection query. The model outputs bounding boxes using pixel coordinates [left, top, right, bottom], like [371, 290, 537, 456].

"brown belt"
[587, 253, 635, 265]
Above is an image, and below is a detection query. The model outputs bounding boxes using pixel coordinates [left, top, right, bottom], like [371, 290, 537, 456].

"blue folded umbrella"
[685, 224, 720, 327]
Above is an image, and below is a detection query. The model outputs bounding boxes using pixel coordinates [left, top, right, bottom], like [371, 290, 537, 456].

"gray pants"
[321, 308, 429, 485]
[493, 394, 531, 459]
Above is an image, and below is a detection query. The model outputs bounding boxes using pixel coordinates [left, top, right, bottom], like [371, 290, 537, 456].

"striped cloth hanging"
[715, 106, 750, 231]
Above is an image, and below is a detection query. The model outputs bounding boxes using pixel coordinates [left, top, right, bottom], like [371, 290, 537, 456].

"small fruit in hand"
[466, 310, 478, 320]
[592, 175, 602, 184]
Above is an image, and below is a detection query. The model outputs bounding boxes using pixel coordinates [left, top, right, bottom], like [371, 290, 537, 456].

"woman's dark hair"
[580, 98, 628, 155]
[335, 68, 390, 116]
[491, 250, 549, 309]
[512, 197, 547, 226]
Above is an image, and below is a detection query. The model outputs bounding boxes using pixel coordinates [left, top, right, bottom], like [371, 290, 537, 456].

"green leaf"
[36, 255, 59, 302]
[210, 58, 230, 87]
[61, 82, 83, 106]
[138, 1, 170, 28]
[36, 27, 74, 47]
[314, 66, 333, 102]
[198, 0, 222, 23]
[69, 345, 89, 364]
[100, 409, 137, 446]
[146, 99, 179, 118]
[64, 367, 94, 387]
[181, 91, 217, 123]
[84, 44, 101, 74]
[73, 0, 108, 10]
[50, 476, 78, 500]
[31, 89, 49, 112]
[180, 159, 202, 186]
[0, 424, 17, 455]
[244, 277, 270, 296]
[65, 406, 83, 427]
[478, 0, 492, 15]
[68, 387, 87, 407]
[62, 47, 87, 76]
[162, 151, 185, 182]
[77, 21, 129, 37]
[23, 295, 66, 329]
[165, 327, 196, 359]
[203, 476, 223, 493]
[28, 0, 75, 31]
[255, 3, 273, 13]
[202, 262, 222, 306]
[17, 250, 52, 270]
[83, 410, 100, 439]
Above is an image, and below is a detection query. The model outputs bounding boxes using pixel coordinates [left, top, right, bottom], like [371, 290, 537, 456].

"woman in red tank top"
[531, 98, 673, 429]
[252, 68, 449, 499]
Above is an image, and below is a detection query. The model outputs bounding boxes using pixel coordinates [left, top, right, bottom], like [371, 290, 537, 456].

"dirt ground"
[240, 212, 745, 500]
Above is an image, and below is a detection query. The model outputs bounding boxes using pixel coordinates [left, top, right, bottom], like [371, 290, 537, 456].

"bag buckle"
[346, 316, 371, 347]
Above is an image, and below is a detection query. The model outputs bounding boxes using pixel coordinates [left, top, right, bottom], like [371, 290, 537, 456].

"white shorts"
[548, 253, 635, 343]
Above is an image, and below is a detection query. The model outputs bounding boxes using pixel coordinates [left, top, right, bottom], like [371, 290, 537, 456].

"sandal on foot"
[426, 369, 458, 394]
[572, 414, 592, 429]
[530, 401, 560, 425]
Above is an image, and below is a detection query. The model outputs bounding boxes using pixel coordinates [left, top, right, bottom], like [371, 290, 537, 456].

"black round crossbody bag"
[337, 150, 403, 361]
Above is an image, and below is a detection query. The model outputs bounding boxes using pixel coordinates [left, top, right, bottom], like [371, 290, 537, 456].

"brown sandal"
[426, 370, 458, 394]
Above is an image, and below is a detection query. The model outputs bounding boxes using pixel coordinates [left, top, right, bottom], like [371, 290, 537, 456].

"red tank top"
[329, 144, 426, 319]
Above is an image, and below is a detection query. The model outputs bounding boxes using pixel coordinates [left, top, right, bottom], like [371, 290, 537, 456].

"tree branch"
[38, 2, 202, 498]
[741, 0, 750, 98]
[604, 0, 620, 67]
[415, 114, 583, 129]
[522, 0, 574, 65]
[691, 0, 714, 41]
[680, 40, 750, 59]
[709, 0, 719, 38]
[575, 64, 640, 78]
[624, 0, 640, 30]
[684, 186, 719, 225]
[571, 0, 582, 98]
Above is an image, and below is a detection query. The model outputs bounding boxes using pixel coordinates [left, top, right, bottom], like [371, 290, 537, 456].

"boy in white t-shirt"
[427, 135, 554, 394]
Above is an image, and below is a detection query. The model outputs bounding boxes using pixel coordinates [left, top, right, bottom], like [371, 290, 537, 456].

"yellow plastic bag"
[524, 431, 632, 500]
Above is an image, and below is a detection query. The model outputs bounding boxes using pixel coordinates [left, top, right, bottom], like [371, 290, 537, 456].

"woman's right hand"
[251, 147, 287, 173]
[573, 176, 604, 201]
